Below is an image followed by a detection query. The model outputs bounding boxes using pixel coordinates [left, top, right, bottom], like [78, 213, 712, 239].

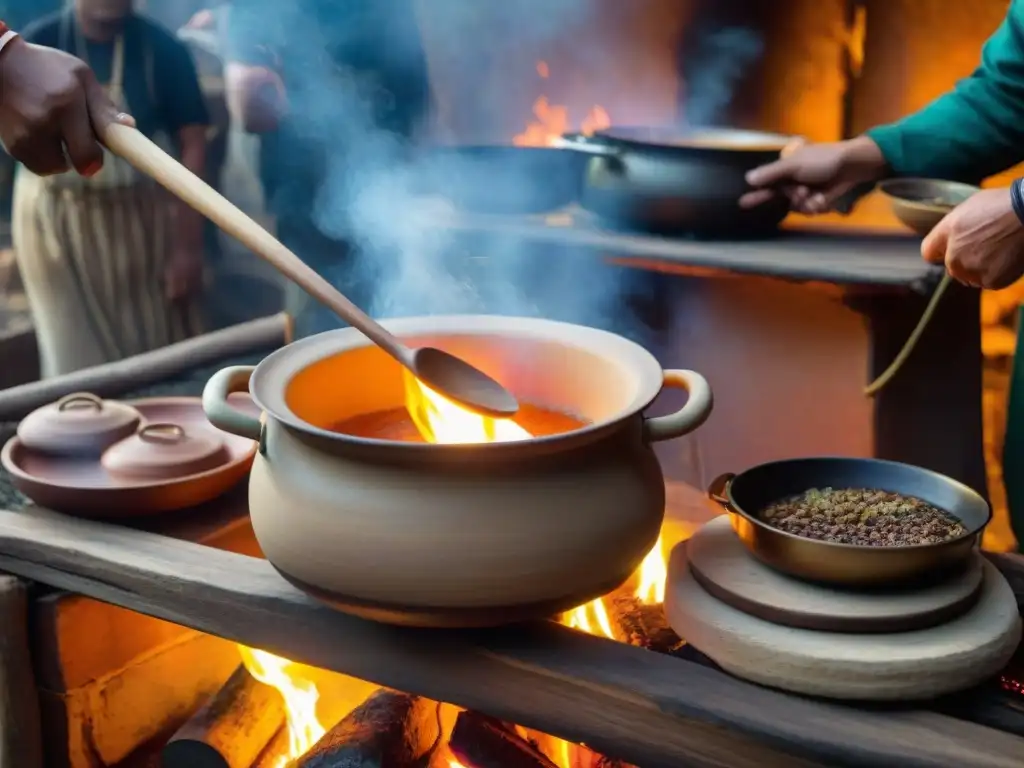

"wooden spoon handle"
[99, 121, 406, 360]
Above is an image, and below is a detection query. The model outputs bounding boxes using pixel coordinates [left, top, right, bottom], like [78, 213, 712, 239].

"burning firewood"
[604, 587, 683, 653]
[521, 729, 635, 768]
[575, 748, 636, 768]
[449, 711, 559, 768]
[294, 689, 441, 767]
[162, 664, 285, 768]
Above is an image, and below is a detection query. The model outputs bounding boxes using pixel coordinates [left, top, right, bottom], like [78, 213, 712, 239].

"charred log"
[162, 664, 284, 768]
[521, 730, 635, 768]
[295, 689, 441, 768]
[250, 728, 288, 768]
[605, 589, 683, 653]
[449, 711, 558, 768]
[587, 753, 635, 768]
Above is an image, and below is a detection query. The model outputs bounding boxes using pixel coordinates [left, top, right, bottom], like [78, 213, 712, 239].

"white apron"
[11, 18, 203, 378]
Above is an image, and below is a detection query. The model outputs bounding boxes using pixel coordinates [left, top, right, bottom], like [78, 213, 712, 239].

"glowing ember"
[238, 646, 326, 766]
[513, 60, 610, 147]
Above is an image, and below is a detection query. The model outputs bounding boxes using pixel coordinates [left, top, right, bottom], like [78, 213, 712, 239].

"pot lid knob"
[17, 392, 143, 457]
[101, 422, 231, 481]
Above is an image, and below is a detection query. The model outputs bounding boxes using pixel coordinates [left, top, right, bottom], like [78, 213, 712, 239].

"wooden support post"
[0, 575, 43, 768]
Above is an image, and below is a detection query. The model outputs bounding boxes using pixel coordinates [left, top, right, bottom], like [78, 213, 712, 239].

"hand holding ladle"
[99, 121, 519, 418]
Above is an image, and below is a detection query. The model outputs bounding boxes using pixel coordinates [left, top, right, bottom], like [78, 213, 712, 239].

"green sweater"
[866, 0, 1024, 183]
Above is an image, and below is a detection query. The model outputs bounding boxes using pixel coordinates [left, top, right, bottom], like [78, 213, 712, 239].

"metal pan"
[706, 457, 991, 588]
[554, 126, 794, 236]
[413, 145, 588, 215]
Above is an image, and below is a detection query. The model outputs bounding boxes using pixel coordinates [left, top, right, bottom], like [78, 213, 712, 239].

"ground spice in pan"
[759, 488, 967, 546]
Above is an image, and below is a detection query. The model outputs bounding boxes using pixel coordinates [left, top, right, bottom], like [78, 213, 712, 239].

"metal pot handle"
[707, 473, 737, 508]
[550, 132, 622, 157]
[202, 366, 262, 442]
[642, 369, 713, 443]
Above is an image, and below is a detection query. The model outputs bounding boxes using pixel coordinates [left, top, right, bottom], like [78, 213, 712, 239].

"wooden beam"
[0, 575, 43, 768]
[0, 312, 290, 421]
[0, 508, 1021, 768]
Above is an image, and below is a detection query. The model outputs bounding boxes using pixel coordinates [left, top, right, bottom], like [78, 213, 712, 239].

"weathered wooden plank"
[0, 508, 1020, 768]
[0, 312, 290, 421]
[420, 202, 941, 290]
[0, 575, 43, 768]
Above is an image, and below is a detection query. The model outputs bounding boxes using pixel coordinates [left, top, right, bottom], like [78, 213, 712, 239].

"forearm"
[866, 91, 1024, 183]
[865, 2, 1024, 183]
[175, 126, 206, 251]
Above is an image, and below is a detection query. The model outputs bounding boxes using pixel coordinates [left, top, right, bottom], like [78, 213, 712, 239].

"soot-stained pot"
[202, 315, 714, 628]
[555, 127, 793, 236]
[17, 392, 142, 457]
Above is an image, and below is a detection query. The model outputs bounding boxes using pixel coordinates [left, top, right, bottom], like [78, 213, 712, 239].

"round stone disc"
[666, 539, 1021, 701]
[687, 515, 984, 633]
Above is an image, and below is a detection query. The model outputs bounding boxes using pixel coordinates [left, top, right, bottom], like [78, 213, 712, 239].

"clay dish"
[877, 178, 980, 236]
[17, 392, 142, 457]
[102, 422, 230, 481]
[1, 396, 257, 518]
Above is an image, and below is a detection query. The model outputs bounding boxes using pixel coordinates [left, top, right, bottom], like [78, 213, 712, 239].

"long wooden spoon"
[100, 122, 519, 418]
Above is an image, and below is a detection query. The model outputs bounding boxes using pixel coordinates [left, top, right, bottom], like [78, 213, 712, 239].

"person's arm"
[866, 0, 1024, 183]
[154, 30, 209, 294]
[0, 17, 130, 176]
[223, 0, 286, 133]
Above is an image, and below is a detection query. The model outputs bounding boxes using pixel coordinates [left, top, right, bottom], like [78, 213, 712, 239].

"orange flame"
[402, 366, 667, 768]
[404, 370, 530, 444]
[238, 647, 326, 766]
[513, 60, 610, 147]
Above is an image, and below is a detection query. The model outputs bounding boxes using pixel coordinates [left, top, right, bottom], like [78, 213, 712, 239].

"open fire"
[513, 60, 611, 147]
[229, 372, 670, 767]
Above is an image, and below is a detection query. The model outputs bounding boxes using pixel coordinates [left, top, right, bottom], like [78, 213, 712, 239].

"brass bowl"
[877, 178, 981, 236]
[706, 457, 991, 588]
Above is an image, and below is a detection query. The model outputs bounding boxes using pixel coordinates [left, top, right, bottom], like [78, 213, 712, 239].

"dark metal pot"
[706, 457, 991, 588]
[413, 145, 588, 215]
[555, 127, 794, 236]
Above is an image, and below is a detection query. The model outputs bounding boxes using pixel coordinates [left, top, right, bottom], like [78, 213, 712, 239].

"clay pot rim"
[250, 315, 665, 453]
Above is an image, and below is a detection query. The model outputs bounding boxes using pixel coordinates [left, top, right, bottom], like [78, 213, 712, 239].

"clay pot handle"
[551, 132, 622, 158]
[642, 369, 713, 443]
[138, 423, 187, 444]
[56, 392, 103, 412]
[202, 366, 261, 441]
[707, 473, 737, 508]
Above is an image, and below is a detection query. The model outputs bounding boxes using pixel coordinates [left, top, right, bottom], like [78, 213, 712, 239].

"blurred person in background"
[224, 0, 432, 339]
[740, 0, 1024, 291]
[13, 0, 210, 377]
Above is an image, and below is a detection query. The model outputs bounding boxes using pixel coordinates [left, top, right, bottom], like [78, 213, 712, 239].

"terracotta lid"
[17, 393, 142, 457]
[101, 423, 230, 481]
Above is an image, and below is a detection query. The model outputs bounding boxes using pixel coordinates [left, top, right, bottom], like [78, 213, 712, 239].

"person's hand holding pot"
[740, 135, 888, 214]
[921, 186, 1024, 290]
[0, 36, 134, 176]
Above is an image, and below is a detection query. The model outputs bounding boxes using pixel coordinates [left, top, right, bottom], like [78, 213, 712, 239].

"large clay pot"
[202, 315, 713, 627]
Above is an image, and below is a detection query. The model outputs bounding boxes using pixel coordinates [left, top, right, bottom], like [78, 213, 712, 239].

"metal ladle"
[100, 123, 519, 419]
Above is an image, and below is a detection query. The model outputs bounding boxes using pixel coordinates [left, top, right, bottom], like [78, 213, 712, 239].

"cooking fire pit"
[202, 315, 714, 627]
